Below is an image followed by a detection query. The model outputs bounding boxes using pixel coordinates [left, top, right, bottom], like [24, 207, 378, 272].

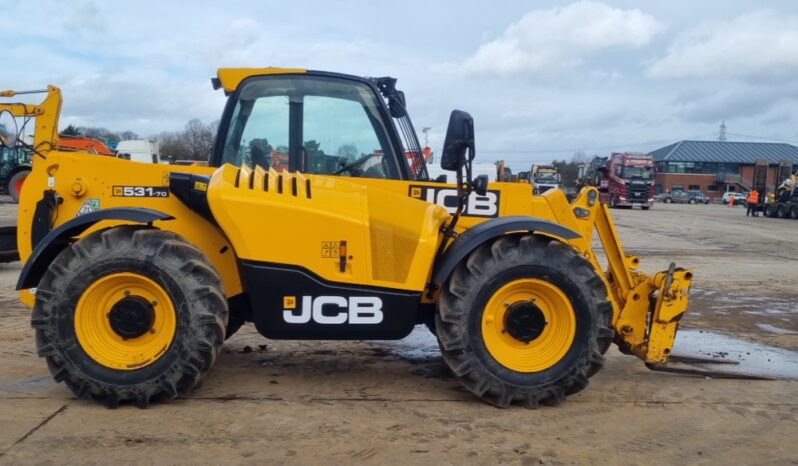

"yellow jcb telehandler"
[3, 69, 705, 408]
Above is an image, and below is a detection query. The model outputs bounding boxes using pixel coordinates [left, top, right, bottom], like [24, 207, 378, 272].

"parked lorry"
[579, 152, 655, 209]
[116, 139, 160, 164]
[511, 164, 561, 193]
[530, 164, 561, 194]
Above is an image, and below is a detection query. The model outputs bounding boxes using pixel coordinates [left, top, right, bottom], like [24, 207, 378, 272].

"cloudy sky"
[3, 0, 798, 169]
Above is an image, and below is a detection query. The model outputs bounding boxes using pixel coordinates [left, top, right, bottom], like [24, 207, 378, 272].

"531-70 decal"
[408, 185, 500, 217]
[112, 186, 169, 198]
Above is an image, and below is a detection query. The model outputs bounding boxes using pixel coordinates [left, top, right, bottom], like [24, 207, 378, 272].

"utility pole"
[422, 127, 432, 163]
[421, 127, 431, 147]
[719, 121, 727, 142]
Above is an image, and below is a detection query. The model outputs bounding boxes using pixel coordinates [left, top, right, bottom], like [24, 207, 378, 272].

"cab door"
[205, 72, 446, 339]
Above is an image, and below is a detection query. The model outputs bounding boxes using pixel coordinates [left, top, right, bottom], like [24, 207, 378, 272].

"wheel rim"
[74, 272, 177, 370]
[14, 174, 25, 195]
[481, 278, 576, 372]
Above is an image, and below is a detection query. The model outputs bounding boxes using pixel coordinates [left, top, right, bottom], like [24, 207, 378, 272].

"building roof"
[649, 140, 798, 164]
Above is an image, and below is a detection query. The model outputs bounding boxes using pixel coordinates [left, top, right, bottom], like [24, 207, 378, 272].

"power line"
[725, 132, 798, 145]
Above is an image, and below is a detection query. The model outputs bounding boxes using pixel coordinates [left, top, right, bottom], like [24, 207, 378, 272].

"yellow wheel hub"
[74, 272, 177, 370]
[482, 278, 576, 372]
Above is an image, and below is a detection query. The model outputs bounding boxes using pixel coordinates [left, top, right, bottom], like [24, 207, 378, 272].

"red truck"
[579, 152, 655, 209]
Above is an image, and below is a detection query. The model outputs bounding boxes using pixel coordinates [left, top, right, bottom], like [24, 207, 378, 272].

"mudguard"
[16, 207, 173, 290]
[431, 215, 580, 285]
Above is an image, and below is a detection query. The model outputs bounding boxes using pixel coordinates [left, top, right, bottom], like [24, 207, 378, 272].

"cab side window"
[302, 95, 389, 178]
[220, 76, 402, 179]
[239, 96, 289, 172]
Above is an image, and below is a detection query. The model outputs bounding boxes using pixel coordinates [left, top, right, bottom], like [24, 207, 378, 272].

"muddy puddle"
[371, 326, 798, 380]
[689, 288, 797, 318]
[672, 329, 798, 379]
[369, 326, 440, 362]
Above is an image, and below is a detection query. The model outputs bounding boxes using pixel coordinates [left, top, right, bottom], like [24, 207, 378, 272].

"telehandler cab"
[4, 69, 700, 408]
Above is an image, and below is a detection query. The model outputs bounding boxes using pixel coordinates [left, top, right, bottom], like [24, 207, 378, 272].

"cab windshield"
[621, 165, 654, 180]
[535, 172, 559, 182]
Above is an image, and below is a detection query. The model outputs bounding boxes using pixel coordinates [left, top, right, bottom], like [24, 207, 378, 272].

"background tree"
[61, 125, 81, 136]
[336, 143, 359, 162]
[552, 159, 581, 188]
[571, 150, 589, 164]
[303, 139, 322, 156]
[156, 119, 217, 161]
[248, 138, 273, 166]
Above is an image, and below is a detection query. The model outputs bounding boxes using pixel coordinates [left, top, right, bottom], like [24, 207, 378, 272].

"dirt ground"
[0, 199, 796, 465]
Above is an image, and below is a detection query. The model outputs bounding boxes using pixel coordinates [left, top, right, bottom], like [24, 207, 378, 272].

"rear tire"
[790, 205, 798, 220]
[435, 235, 613, 408]
[8, 170, 29, 203]
[777, 205, 787, 218]
[32, 226, 227, 408]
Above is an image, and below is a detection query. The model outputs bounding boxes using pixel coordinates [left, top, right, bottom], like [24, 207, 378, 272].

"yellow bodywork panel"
[206, 164, 450, 291]
[17, 152, 243, 299]
[216, 67, 307, 93]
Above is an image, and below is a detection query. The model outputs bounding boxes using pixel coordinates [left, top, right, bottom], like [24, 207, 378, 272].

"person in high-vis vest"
[746, 190, 759, 217]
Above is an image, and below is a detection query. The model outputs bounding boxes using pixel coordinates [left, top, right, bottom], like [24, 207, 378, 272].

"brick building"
[649, 140, 798, 200]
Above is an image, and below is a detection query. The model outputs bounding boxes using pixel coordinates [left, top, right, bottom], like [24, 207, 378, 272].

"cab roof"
[214, 67, 308, 93]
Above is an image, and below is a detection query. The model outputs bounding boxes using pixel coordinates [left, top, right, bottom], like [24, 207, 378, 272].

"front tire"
[435, 235, 612, 408]
[32, 226, 227, 408]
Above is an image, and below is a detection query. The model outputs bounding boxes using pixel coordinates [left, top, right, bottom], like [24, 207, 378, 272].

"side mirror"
[472, 174, 488, 196]
[440, 110, 474, 171]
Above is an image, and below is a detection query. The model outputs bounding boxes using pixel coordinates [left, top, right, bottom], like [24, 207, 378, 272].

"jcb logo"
[409, 185, 500, 217]
[283, 296, 384, 325]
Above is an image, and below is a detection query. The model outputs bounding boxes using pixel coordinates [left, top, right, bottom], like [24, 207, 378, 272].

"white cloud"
[461, 1, 664, 77]
[648, 10, 798, 80]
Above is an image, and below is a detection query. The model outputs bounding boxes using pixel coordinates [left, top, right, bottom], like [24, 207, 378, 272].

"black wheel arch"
[17, 207, 173, 290]
[431, 216, 580, 286]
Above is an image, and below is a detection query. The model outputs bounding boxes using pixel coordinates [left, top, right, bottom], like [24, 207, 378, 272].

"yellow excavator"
[2, 69, 719, 409]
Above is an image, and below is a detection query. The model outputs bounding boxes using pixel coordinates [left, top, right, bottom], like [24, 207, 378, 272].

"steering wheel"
[333, 154, 374, 175]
